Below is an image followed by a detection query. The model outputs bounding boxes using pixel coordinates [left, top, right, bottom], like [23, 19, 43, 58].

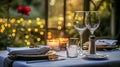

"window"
[0, 0, 119, 50]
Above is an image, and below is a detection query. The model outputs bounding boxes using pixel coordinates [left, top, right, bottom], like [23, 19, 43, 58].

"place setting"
[72, 11, 117, 60]
[5, 11, 119, 62]
[1, 0, 120, 67]
[5, 37, 70, 64]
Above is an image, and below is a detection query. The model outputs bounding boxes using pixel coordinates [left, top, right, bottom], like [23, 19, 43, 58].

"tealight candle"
[47, 39, 59, 50]
[59, 38, 68, 50]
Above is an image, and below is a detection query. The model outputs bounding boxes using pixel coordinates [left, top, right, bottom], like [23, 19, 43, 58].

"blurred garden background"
[0, 0, 120, 50]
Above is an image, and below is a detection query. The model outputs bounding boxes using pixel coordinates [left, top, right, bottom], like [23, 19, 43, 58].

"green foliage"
[0, 17, 45, 50]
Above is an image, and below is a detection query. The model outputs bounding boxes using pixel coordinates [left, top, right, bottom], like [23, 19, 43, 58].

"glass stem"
[80, 34, 83, 52]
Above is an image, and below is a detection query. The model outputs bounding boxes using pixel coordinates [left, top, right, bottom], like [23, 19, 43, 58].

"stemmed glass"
[85, 11, 100, 55]
[73, 11, 87, 55]
[85, 11, 100, 35]
[83, 11, 108, 59]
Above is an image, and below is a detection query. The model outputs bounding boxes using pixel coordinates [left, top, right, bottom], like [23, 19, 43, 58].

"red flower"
[17, 5, 31, 16]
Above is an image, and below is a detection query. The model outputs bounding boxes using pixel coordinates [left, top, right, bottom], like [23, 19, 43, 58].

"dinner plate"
[82, 54, 108, 60]
[8, 54, 58, 60]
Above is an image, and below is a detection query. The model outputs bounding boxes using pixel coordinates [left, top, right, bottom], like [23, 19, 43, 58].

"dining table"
[0, 48, 120, 67]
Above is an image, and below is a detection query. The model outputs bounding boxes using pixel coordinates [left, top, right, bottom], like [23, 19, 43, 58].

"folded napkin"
[7, 46, 51, 60]
[7, 47, 31, 52]
[7, 46, 50, 52]
[8, 46, 50, 55]
[96, 39, 118, 46]
[4, 46, 51, 67]
[84, 39, 118, 46]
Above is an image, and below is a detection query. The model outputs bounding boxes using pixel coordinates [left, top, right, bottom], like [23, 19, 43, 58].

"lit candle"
[59, 38, 68, 50]
[47, 39, 59, 50]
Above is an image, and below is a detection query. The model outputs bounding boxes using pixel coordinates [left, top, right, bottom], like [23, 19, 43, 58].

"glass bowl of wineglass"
[73, 11, 87, 55]
[85, 11, 100, 36]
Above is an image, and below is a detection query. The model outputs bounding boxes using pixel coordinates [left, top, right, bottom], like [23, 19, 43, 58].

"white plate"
[82, 54, 108, 60]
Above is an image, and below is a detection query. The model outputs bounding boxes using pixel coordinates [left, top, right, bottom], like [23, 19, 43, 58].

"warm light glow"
[57, 21, 62, 25]
[40, 24, 44, 28]
[4, 23, 7, 27]
[10, 18, 16, 23]
[57, 26, 62, 30]
[59, 38, 68, 50]
[67, 22, 72, 27]
[20, 18, 24, 22]
[40, 31, 44, 35]
[48, 32, 52, 35]
[66, 11, 72, 15]
[0, 25, 5, 33]
[12, 29, 16, 33]
[67, 15, 72, 19]
[37, 21, 41, 25]
[27, 28, 32, 32]
[25, 35, 29, 39]
[28, 20, 32, 24]
[0, 25, 5, 32]
[1, 25, 4, 28]
[58, 17, 63, 21]
[7, 24, 11, 27]
[34, 28, 38, 32]
[26, 41, 30, 46]
[0, 29, 4, 33]
[36, 17, 40, 21]
[78, 16, 83, 21]
[17, 20, 21, 23]
[37, 38, 41, 41]
[0, 18, 3, 22]
[59, 38, 68, 43]
[48, 35, 52, 39]
[12, 33, 16, 37]
[47, 39, 59, 49]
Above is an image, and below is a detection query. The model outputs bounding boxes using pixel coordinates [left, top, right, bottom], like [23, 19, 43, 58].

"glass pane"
[48, 0, 64, 38]
[90, 0, 111, 37]
[66, 0, 84, 38]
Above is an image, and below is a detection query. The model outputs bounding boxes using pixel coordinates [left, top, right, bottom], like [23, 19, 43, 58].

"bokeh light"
[40, 31, 44, 35]
[57, 26, 62, 30]
[27, 28, 32, 32]
[25, 35, 29, 39]
[37, 37, 41, 41]
[34, 28, 38, 32]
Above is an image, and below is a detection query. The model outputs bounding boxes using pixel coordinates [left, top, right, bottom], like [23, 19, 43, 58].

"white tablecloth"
[0, 50, 120, 67]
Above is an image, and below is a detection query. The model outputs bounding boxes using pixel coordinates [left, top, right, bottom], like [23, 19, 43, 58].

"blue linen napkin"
[7, 46, 50, 53]
[84, 39, 118, 46]
[96, 39, 118, 45]
[7, 46, 50, 55]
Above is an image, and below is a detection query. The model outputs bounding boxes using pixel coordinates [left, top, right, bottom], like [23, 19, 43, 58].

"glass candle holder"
[59, 38, 68, 50]
[47, 39, 59, 50]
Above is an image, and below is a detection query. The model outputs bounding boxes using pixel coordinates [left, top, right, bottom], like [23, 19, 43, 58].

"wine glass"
[84, 11, 108, 59]
[73, 11, 87, 55]
[85, 11, 100, 55]
[85, 11, 100, 35]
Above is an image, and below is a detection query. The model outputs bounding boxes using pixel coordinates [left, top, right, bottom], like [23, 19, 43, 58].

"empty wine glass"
[85, 11, 100, 35]
[73, 11, 87, 55]
[85, 11, 100, 55]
